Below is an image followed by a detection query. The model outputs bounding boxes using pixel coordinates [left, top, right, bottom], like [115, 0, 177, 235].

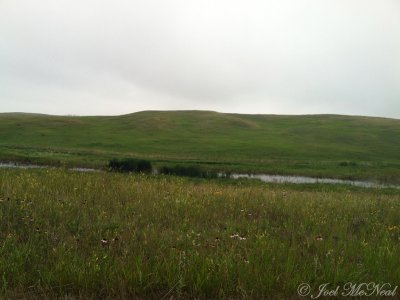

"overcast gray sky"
[1, 0, 399, 118]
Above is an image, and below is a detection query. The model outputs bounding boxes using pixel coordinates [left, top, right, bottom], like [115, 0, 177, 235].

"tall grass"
[0, 169, 399, 298]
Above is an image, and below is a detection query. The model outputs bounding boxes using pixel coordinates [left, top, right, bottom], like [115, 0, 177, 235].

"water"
[0, 162, 98, 173]
[69, 167, 99, 172]
[227, 173, 398, 189]
[0, 162, 47, 169]
[1, 162, 398, 189]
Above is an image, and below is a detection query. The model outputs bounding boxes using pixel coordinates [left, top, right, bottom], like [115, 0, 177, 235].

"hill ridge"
[0, 110, 399, 182]
[1, 110, 398, 121]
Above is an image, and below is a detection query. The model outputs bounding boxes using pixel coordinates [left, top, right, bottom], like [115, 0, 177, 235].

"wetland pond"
[228, 173, 398, 189]
[1, 162, 398, 189]
[0, 162, 98, 172]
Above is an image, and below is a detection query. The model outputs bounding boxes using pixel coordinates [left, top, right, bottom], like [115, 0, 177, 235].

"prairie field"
[2, 0, 400, 298]
[1, 111, 400, 183]
[1, 168, 399, 299]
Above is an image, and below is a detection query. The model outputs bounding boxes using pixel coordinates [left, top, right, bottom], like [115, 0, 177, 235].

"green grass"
[1, 111, 400, 183]
[1, 168, 400, 298]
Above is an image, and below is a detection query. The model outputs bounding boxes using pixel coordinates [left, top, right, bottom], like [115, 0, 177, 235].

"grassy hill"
[0, 111, 399, 182]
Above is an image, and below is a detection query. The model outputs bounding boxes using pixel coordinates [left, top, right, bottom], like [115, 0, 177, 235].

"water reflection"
[0, 163, 97, 172]
[1, 162, 398, 189]
[227, 173, 398, 189]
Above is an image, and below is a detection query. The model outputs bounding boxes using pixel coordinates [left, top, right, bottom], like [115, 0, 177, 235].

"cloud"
[1, 0, 399, 117]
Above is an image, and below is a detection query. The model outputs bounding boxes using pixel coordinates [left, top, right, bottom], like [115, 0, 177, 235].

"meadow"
[1, 168, 400, 299]
[1, 111, 400, 183]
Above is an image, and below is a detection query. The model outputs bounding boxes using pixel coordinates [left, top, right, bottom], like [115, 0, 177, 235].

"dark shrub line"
[158, 165, 218, 179]
[108, 158, 218, 179]
[108, 158, 152, 173]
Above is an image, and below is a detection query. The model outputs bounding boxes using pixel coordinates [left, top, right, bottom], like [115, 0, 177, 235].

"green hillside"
[0, 111, 399, 182]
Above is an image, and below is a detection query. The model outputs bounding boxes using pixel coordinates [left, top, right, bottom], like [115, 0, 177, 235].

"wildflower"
[230, 234, 246, 241]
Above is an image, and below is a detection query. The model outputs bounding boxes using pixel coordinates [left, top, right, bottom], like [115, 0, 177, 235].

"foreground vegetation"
[1, 168, 400, 298]
[1, 111, 399, 183]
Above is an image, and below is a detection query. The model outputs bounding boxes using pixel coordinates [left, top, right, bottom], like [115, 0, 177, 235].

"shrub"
[108, 158, 152, 173]
[158, 165, 217, 178]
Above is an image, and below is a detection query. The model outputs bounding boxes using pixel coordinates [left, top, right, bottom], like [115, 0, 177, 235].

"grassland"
[0, 111, 400, 183]
[1, 168, 400, 299]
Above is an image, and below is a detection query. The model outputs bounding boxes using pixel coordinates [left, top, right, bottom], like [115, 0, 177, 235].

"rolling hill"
[0, 111, 399, 182]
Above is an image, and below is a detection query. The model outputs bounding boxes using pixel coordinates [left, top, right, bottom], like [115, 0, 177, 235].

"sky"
[1, 0, 399, 118]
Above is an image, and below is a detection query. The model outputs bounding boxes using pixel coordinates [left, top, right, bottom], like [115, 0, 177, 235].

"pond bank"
[1, 162, 398, 189]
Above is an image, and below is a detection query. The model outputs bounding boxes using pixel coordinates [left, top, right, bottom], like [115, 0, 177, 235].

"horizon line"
[0, 110, 399, 120]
